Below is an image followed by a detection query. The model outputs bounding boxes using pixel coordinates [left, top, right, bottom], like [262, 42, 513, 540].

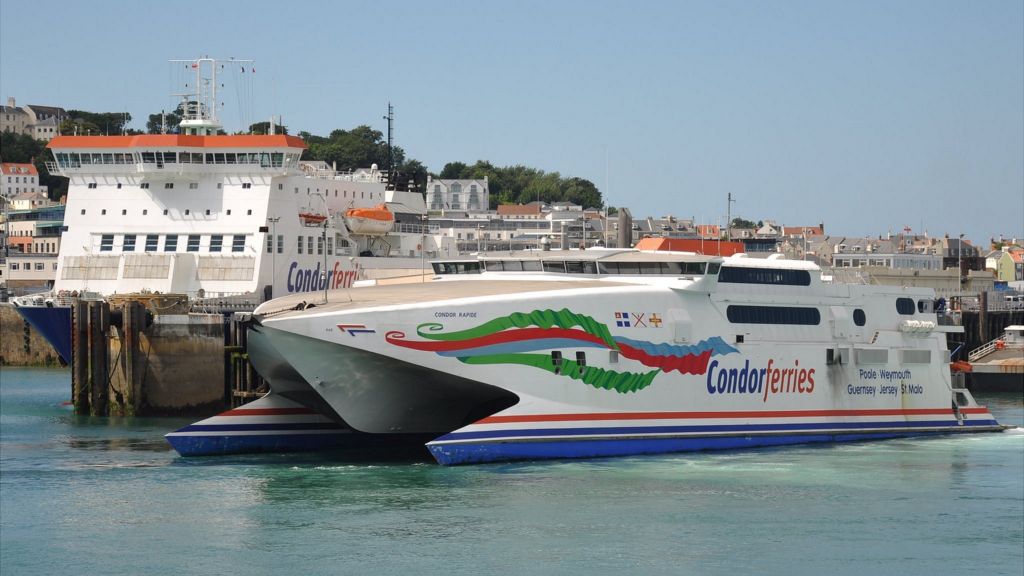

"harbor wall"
[0, 304, 62, 367]
[72, 301, 226, 417]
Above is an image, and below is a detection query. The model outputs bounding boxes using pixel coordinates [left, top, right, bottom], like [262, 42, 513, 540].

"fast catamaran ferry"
[11, 57, 452, 363]
[166, 248, 1005, 464]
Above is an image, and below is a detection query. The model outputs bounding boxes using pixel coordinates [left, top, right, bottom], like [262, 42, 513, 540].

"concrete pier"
[71, 300, 227, 417]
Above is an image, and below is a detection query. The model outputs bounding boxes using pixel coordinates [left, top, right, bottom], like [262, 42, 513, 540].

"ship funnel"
[617, 207, 632, 248]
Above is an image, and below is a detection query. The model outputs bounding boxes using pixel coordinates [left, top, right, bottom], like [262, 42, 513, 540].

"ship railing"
[393, 223, 441, 235]
[968, 330, 1015, 362]
[10, 290, 102, 307]
[189, 292, 260, 314]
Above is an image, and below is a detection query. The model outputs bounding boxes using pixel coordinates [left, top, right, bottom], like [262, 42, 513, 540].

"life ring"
[995, 340, 1005, 350]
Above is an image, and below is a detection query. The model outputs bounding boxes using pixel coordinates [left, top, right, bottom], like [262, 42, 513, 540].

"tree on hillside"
[66, 110, 132, 135]
[561, 177, 601, 209]
[58, 118, 102, 136]
[731, 217, 757, 229]
[433, 161, 604, 210]
[248, 121, 287, 135]
[439, 162, 468, 179]
[0, 132, 68, 200]
[146, 102, 188, 134]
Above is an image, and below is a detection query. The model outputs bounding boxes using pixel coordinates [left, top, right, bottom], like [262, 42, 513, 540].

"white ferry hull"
[255, 280, 1003, 465]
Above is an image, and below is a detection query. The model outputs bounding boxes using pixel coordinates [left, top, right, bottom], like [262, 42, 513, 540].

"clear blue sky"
[2, 0, 1021, 245]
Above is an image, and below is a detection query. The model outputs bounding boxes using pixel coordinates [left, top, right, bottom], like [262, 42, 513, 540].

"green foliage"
[145, 102, 187, 134]
[299, 125, 428, 191]
[434, 161, 603, 210]
[439, 162, 468, 179]
[0, 132, 68, 200]
[731, 217, 757, 229]
[59, 118, 101, 136]
[66, 110, 132, 135]
[248, 121, 288, 135]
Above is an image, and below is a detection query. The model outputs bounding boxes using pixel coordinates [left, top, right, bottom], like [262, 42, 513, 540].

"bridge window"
[896, 298, 915, 315]
[232, 235, 245, 253]
[297, 236, 303, 254]
[542, 261, 566, 273]
[210, 235, 223, 253]
[145, 234, 159, 252]
[164, 235, 179, 252]
[188, 235, 201, 252]
[100, 235, 114, 252]
[726, 305, 821, 325]
[123, 235, 136, 252]
[718, 266, 811, 286]
[431, 261, 482, 275]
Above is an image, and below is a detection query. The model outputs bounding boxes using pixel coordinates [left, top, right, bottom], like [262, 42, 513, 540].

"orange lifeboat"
[344, 204, 394, 236]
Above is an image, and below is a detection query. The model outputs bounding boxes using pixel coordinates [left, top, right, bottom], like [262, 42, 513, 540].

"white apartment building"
[426, 176, 489, 212]
[1, 163, 47, 199]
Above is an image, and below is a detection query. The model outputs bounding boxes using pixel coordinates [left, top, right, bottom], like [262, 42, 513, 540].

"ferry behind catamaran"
[11, 57, 454, 364]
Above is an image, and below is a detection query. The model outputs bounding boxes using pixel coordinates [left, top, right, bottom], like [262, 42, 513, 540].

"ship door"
[829, 306, 853, 339]
[667, 309, 692, 343]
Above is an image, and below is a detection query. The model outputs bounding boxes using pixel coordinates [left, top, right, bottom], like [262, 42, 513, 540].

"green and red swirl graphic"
[385, 309, 737, 394]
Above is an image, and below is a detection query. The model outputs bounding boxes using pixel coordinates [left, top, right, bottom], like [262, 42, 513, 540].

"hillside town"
[2, 97, 1023, 306]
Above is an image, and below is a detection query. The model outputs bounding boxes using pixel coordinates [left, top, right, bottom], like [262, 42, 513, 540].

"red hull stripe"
[386, 327, 609, 352]
[221, 407, 317, 416]
[479, 407, 991, 424]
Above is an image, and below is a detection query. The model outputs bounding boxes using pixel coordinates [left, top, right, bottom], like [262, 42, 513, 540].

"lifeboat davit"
[344, 204, 394, 236]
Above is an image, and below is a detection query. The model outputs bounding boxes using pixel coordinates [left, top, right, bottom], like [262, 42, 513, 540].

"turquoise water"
[1, 367, 1022, 576]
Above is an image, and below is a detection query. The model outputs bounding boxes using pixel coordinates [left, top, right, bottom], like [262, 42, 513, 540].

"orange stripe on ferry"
[47, 134, 307, 149]
[479, 407, 990, 424]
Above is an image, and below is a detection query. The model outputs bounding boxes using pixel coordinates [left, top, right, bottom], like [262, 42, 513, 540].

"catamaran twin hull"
[176, 274, 1002, 465]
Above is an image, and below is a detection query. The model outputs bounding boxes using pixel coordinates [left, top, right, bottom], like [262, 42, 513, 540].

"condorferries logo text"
[706, 359, 815, 402]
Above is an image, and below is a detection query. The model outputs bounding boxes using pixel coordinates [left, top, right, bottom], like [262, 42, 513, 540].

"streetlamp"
[267, 216, 280, 297]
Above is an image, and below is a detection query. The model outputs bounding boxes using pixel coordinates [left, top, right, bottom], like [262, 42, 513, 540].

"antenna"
[383, 102, 394, 188]
[726, 193, 736, 241]
[170, 56, 253, 135]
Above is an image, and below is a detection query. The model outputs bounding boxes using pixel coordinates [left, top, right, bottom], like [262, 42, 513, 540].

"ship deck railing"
[969, 328, 1024, 362]
[393, 223, 440, 235]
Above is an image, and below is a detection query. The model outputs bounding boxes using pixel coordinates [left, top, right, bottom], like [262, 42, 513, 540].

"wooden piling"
[72, 300, 90, 414]
[88, 301, 110, 416]
[978, 291, 988, 346]
[113, 301, 147, 416]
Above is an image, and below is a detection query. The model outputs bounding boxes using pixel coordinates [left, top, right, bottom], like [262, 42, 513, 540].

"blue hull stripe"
[173, 422, 348, 433]
[166, 432, 351, 457]
[428, 429, 998, 465]
[434, 419, 1000, 442]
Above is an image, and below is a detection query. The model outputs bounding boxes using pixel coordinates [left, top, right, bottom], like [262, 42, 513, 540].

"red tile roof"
[0, 162, 38, 176]
[497, 204, 542, 216]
